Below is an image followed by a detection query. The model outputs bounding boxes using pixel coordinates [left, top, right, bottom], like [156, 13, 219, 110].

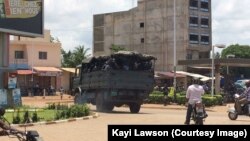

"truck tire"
[96, 93, 115, 112]
[129, 103, 141, 113]
[105, 103, 114, 112]
[74, 92, 81, 104]
[96, 93, 105, 112]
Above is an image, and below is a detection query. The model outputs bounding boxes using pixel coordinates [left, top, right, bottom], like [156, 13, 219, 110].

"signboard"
[0, 0, 44, 37]
[38, 71, 62, 76]
[0, 89, 7, 106]
[8, 72, 17, 89]
[13, 88, 21, 106]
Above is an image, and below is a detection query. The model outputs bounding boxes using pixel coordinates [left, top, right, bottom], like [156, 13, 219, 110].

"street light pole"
[211, 44, 226, 97]
[211, 45, 215, 97]
[226, 54, 235, 75]
[173, 0, 177, 102]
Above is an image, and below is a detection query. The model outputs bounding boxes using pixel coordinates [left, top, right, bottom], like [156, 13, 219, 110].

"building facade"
[9, 30, 62, 96]
[93, 0, 211, 72]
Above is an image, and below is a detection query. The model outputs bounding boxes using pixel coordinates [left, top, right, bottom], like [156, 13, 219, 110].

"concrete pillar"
[215, 65, 221, 95]
[0, 33, 9, 88]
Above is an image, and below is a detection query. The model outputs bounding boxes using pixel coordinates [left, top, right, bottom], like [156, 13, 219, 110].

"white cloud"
[44, 0, 136, 53]
[44, 0, 250, 53]
[212, 0, 250, 46]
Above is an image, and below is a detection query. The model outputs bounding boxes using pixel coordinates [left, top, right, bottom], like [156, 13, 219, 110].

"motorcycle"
[1, 116, 43, 141]
[191, 101, 207, 125]
[228, 94, 250, 120]
[7, 130, 44, 141]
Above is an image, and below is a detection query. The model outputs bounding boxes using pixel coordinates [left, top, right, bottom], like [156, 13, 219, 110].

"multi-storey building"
[93, 0, 211, 72]
[9, 30, 62, 96]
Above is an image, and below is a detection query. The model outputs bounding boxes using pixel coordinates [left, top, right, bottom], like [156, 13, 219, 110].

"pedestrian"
[35, 83, 39, 96]
[163, 83, 169, 106]
[60, 86, 64, 100]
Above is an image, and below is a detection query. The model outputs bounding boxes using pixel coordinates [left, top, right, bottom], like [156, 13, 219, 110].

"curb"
[11, 112, 99, 127]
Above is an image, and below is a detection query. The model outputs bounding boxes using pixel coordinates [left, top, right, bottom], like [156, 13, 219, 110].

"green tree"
[61, 45, 91, 68]
[61, 48, 74, 67]
[72, 45, 91, 67]
[221, 44, 250, 78]
[110, 44, 125, 53]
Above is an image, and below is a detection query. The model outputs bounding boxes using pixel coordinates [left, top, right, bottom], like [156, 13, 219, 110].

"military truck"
[72, 51, 156, 113]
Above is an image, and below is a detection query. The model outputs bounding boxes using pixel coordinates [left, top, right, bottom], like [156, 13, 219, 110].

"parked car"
[234, 79, 249, 89]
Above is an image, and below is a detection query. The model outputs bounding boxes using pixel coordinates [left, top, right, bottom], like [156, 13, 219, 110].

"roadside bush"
[12, 109, 21, 124]
[46, 103, 68, 110]
[55, 104, 90, 120]
[146, 90, 223, 106]
[32, 111, 39, 122]
[22, 111, 31, 123]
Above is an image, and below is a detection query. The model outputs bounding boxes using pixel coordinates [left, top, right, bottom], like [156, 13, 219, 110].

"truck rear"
[73, 51, 156, 113]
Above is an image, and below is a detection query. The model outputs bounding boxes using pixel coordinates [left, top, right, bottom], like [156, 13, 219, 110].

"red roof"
[17, 70, 33, 75]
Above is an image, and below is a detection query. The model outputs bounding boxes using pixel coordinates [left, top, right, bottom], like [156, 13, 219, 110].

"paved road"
[1, 105, 249, 141]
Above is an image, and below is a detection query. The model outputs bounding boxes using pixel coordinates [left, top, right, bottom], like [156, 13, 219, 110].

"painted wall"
[9, 30, 61, 68]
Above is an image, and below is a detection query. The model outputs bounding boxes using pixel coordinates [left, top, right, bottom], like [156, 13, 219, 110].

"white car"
[234, 79, 249, 89]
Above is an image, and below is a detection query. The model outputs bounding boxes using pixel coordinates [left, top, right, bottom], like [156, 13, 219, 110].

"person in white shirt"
[184, 77, 205, 125]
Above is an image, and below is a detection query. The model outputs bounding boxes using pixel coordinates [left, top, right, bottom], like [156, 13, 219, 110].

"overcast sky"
[44, 0, 250, 54]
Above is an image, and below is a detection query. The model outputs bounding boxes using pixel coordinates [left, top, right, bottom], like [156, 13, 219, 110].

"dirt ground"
[21, 94, 74, 108]
[21, 94, 233, 113]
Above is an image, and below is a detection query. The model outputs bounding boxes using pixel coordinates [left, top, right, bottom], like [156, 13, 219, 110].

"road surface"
[1, 101, 249, 141]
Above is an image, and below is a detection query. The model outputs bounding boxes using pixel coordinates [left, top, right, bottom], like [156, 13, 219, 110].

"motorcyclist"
[0, 107, 24, 136]
[236, 80, 250, 114]
[184, 77, 206, 125]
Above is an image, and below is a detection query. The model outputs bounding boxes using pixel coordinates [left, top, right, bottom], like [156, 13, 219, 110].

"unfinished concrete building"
[93, 0, 211, 72]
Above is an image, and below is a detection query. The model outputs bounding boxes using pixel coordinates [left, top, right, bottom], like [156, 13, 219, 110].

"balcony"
[9, 59, 29, 69]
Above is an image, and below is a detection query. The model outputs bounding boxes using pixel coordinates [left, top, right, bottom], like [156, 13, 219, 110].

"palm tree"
[72, 45, 91, 67]
[61, 45, 90, 67]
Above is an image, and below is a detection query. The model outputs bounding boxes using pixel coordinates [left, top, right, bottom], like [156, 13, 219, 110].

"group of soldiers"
[82, 51, 156, 73]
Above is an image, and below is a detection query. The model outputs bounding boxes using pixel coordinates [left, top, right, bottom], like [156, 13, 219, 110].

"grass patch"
[3, 109, 57, 123]
[3, 104, 91, 124]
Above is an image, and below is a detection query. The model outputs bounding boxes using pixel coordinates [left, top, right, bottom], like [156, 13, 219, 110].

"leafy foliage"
[32, 111, 39, 122]
[221, 44, 250, 77]
[55, 104, 90, 120]
[145, 90, 223, 106]
[61, 45, 91, 67]
[110, 44, 126, 53]
[12, 109, 21, 124]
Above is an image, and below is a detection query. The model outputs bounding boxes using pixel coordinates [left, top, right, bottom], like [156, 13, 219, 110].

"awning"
[33, 67, 62, 76]
[156, 71, 186, 78]
[61, 68, 75, 73]
[176, 71, 210, 82]
[17, 70, 33, 75]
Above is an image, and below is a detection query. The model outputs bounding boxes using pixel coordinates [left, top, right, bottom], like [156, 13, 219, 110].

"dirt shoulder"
[21, 94, 74, 108]
[21, 95, 233, 113]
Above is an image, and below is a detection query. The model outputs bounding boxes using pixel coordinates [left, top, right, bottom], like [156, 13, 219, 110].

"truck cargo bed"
[81, 70, 154, 90]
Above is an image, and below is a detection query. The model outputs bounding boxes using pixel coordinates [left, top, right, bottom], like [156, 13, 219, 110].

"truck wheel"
[228, 112, 238, 120]
[74, 92, 81, 104]
[105, 103, 114, 112]
[96, 94, 105, 112]
[129, 103, 141, 113]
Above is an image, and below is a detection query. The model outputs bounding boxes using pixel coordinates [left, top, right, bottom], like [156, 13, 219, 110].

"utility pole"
[173, 0, 177, 102]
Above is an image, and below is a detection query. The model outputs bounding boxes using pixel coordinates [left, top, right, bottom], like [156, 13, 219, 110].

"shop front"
[32, 67, 62, 96]
[16, 67, 62, 96]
